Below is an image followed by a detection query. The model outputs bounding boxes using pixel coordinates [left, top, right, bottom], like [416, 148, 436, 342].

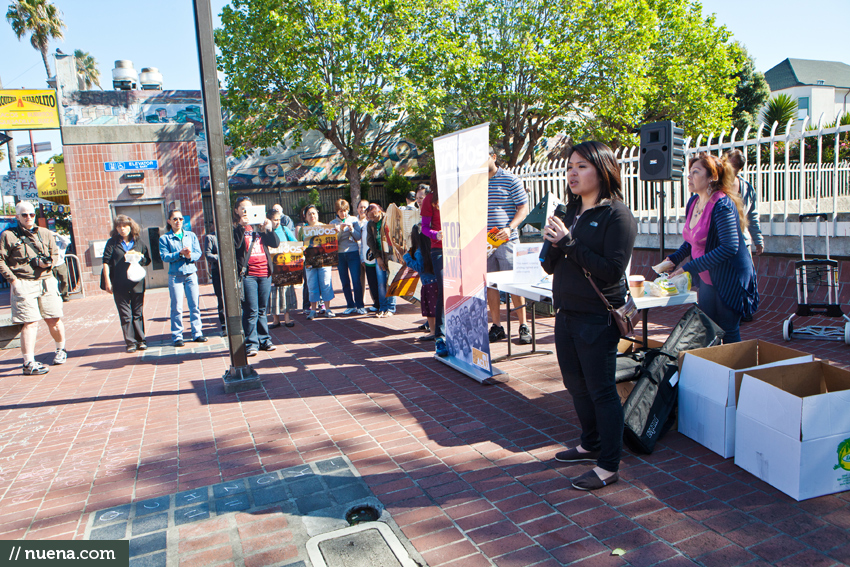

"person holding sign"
[102, 215, 151, 352]
[541, 141, 637, 491]
[233, 197, 281, 356]
[268, 208, 298, 328]
[299, 205, 336, 319]
[159, 209, 206, 348]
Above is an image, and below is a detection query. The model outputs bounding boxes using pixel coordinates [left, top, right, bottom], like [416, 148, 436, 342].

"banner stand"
[435, 356, 508, 385]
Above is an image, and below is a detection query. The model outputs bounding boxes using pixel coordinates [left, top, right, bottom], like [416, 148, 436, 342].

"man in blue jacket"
[159, 209, 206, 347]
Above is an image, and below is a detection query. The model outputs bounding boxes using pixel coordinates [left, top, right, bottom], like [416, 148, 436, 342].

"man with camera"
[0, 202, 68, 375]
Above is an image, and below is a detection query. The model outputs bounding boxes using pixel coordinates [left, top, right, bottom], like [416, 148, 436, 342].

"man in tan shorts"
[0, 202, 68, 375]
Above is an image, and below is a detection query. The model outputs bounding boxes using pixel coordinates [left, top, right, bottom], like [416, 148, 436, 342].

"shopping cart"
[782, 213, 850, 343]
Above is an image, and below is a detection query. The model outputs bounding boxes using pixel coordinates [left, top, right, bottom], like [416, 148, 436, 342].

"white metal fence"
[510, 114, 850, 238]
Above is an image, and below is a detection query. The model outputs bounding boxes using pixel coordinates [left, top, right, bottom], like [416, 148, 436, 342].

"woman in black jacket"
[102, 215, 152, 352]
[232, 196, 280, 356]
[542, 141, 637, 491]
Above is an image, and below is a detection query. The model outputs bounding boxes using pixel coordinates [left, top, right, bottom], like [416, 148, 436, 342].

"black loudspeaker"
[639, 120, 685, 181]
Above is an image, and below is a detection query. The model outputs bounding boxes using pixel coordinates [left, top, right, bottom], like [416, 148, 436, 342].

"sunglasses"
[19, 213, 36, 218]
[171, 217, 184, 221]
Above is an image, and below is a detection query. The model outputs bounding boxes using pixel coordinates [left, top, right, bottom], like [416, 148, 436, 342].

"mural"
[60, 89, 424, 190]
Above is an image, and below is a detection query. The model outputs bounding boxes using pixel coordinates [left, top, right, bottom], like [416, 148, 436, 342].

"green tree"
[761, 94, 797, 134]
[729, 43, 770, 134]
[17, 156, 33, 167]
[74, 49, 101, 90]
[216, 0, 454, 205]
[5, 0, 66, 79]
[47, 152, 63, 163]
[637, 0, 742, 141]
[447, 0, 655, 165]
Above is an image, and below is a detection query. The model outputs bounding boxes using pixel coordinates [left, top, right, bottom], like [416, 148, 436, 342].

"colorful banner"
[0, 90, 60, 130]
[270, 242, 304, 286]
[433, 123, 503, 383]
[301, 224, 339, 268]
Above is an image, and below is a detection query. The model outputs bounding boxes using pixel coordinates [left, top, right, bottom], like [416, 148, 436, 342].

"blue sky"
[1, 0, 846, 176]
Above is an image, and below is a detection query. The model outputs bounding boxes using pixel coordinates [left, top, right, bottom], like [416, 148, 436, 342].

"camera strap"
[14, 227, 47, 260]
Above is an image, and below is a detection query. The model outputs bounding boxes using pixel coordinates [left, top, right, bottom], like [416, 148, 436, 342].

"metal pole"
[28, 130, 38, 167]
[193, 0, 258, 389]
[0, 75, 18, 172]
[658, 181, 665, 261]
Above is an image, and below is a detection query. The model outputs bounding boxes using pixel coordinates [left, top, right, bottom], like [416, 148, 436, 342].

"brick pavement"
[1, 265, 850, 566]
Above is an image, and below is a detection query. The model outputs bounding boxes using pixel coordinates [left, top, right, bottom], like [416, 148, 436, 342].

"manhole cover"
[307, 522, 419, 567]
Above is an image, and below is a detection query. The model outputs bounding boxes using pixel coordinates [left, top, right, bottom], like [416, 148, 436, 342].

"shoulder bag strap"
[582, 268, 615, 313]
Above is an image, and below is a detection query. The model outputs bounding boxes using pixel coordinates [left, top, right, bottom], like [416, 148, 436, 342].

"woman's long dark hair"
[565, 141, 623, 205]
[428, 171, 439, 210]
[409, 224, 433, 274]
[111, 214, 140, 241]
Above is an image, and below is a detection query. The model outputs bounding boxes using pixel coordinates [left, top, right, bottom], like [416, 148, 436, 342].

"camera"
[31, 254, 52, 269]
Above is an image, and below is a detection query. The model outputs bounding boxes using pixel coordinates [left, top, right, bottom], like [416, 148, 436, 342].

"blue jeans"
[554, 310, 623, 473]
[242, 275, 272, 350]
[698, 282, 742, 343]
[169, 273, 202, 342]
[338, 250, 364, 308]
[305, 266, 334, 304]
[430, 249, 445, 338]
[376, 263, 396, 313]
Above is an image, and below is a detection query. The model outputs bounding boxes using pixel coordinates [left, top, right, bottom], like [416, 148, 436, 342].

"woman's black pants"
[114, 289, 145, 346]
[554, 310, 623, 473]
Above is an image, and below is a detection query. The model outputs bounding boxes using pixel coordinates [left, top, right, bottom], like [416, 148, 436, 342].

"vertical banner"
[433, 124, 506, 383]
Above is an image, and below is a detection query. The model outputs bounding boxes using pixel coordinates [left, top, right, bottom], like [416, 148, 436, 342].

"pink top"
[682, 192, 722, 285]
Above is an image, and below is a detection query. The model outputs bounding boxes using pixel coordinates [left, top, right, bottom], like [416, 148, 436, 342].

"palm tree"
[74, 49, 102, 90]
[6, 0, 66, 79]
[761, 94, 798, 134]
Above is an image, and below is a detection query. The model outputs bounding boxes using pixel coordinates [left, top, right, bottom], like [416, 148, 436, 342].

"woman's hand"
[670, 268, 685, 278]
[436, 230, 443, 241]
[260, 219, 273, 232]
[104, 281, 113, 294]
[543, 215, 569, 243]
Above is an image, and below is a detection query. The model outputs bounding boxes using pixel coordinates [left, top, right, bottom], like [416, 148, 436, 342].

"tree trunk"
[40, 48, 53, 80]
[347, 163, 361, 207]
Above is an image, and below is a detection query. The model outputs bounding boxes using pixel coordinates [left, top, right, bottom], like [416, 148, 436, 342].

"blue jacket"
[159, 230, 202, 276]
[403, 250, 436, 285]
[669, 194, 758, 317]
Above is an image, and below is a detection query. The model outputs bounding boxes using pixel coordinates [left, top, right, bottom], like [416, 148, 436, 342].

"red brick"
[178, 544, 234, 567]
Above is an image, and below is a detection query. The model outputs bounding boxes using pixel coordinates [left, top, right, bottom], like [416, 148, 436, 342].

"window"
[798, 96, 809, 120]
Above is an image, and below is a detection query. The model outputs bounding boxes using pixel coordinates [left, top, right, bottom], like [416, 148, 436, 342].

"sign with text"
[0, 89, 60, 130]
[270, 241, 304, 286]
[104, 160, 158, 172]
[300, 224, 339, 268]
[36, 163, 69, 205]
[433, 123, 496, 383]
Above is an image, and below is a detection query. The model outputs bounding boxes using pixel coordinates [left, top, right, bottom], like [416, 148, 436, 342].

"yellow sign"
[0, 89, 61, 130]
[36, 163, 69, 205]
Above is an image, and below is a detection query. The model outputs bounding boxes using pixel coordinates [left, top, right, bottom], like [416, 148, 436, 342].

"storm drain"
[307, 522, 419, 567]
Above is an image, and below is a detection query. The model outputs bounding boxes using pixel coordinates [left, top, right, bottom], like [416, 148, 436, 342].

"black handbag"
[583, 269, 637, 337]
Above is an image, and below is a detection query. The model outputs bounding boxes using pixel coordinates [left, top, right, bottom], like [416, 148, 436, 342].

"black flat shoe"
[193, 336, 208, 343]
[259, 343, 276, 351]
[572, 469, 618, 491]
[419, 334, 436, 342]
[554, 447, 600, 463]
[173, 340, 185, 348]
[269, 322, 281, 329]
[284, 321, 296, 328]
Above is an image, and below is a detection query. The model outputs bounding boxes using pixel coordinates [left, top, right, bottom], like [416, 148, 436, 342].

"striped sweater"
[668, 194, 759, 317]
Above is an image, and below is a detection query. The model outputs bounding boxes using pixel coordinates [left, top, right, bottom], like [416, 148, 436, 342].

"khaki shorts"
[487, 240, 516, 272]
[11, 277, 63, 323]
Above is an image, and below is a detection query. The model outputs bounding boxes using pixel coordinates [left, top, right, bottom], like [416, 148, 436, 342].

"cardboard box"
[735, 362, 850, 501]
[678, 340, 812, 458]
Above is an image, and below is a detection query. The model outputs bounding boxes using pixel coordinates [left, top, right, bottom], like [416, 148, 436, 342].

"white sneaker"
[342, 307, 357, 315]
[356, 308, 367, 315]
[325, 309, 335, 318]
[53, 349, 68, 365]
[306, 310, 316, 320]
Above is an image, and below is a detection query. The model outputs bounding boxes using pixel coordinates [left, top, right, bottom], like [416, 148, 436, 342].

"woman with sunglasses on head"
[233, 196, 280, 356]
[541, 141, 637, 491]
[159, 209, 206, 348]
[655, 152, 758, 343]
[103, 215, 152, 352]
[299, 204, 335, 319]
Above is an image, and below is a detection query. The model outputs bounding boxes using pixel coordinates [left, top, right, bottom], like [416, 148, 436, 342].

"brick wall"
[65, 139, 206, 296]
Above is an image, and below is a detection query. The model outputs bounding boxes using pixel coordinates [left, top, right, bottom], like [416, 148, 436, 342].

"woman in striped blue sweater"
[656, 153, 758, 343]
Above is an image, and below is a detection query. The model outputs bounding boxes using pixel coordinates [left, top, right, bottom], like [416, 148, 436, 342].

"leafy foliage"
[17, 156, 33, 167]
[292, 188, 321, 219]
[729, 43, 770, 134]
[5, 0, 66, 78]
[74, 49, 101, 90]
[384, 172, 413, 207]
[47, 153, 63, 163]
[216, 0, 455, 205]
[761, 94, 797, 134]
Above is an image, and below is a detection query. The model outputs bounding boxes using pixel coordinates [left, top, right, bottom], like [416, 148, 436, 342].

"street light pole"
[192, 0, 259, 392]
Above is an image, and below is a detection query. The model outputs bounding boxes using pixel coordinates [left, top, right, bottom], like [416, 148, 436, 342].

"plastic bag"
[125, 253, 146, 283]
[668, 272, 692, 294]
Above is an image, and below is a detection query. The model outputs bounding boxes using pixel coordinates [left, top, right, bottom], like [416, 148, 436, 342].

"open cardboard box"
[677, 340, 812, 458]
[734, 361, 850, 501]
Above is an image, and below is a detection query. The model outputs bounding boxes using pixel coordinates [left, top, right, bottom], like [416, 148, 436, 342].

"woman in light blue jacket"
[158, 209, 206, 347]
[330, 199, 365, 315]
